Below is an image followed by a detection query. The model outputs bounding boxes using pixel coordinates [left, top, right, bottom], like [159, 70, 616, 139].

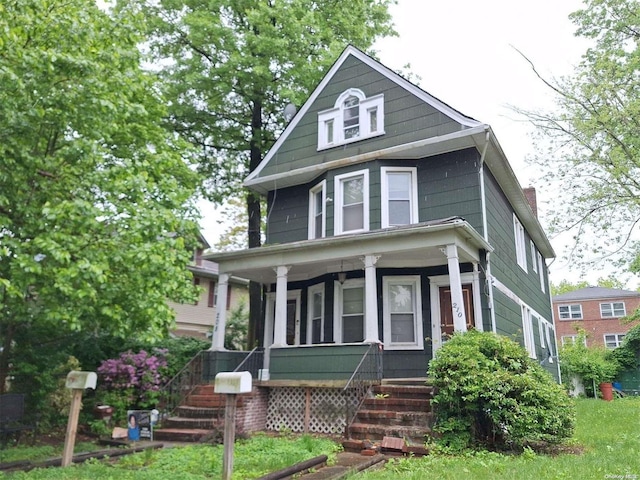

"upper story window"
[334, 170, 369, 235]
[601, 302, 626, 318]
[317, 88, 384, 150]
[513, 214, 527, 271]
[308, 180, 326, 239]
[558, 304, 582, 320]
[537, 252, 546, 293]
[381, 167, 418, 228]
[530, 241, 538, 273]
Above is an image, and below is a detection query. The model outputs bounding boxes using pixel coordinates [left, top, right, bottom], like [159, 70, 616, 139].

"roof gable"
[245, 45, 482, 190]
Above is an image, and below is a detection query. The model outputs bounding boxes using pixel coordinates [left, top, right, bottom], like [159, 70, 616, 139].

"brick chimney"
[523, 187, 538, 218]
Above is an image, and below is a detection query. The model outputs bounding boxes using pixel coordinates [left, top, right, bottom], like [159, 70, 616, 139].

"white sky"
[201, 0, 619, 287]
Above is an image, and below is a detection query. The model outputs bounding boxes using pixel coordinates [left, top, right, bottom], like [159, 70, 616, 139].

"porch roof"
[205, 217, 492, 284]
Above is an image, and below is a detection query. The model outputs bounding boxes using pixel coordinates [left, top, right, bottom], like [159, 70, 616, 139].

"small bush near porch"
[428, 330, 575, 451]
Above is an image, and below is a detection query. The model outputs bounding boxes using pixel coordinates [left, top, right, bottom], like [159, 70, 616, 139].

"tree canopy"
[0, 0, 201, 387]
[125, 0, 397, 344]
[521, 0, 640, 275]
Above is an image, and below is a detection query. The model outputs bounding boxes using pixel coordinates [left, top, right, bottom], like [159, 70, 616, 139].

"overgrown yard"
[360, 397, 640, 479]
[1, 398, 639, 479]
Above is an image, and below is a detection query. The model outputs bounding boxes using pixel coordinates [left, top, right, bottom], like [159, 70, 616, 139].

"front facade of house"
[206, 46, 559, 384]
[554, 287, 640, 349]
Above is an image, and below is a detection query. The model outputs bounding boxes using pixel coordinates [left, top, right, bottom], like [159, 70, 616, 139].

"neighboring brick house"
[553, 286, 640, 348]
[169, 236, 249, 340]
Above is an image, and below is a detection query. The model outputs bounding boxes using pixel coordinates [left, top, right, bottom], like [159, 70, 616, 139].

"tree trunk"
[247, 98, 263, 348]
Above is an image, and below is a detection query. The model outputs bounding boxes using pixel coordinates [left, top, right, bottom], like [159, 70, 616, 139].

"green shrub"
[428, 330, 575, 451]
[559, 330, 620, 395]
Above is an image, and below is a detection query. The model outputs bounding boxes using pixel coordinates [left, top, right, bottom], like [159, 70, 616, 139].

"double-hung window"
[335, 170, 369, 235]
[308, 180, 326, 239]
[600, 302, 626, 318]
[521, 305, 536, 358]
[307, 284, 325, 344]
[317, 88, 384, 150]
[558, 304, 582, 320]
[381, 167, 418, 228]
[334, 279, 365, 343]
[604, 333, 625, 349]
[513, 214, 527, 271]
[383, 276, 423, 350]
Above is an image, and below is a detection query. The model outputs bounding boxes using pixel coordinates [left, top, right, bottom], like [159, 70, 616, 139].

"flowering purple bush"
[97, 349, 169, 410]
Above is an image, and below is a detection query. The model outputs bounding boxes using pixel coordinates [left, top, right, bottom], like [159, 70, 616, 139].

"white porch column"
[363, 254, 381, 343]
[445, 244, 468, 332]
[272, 265, 290, 347]
[210, 273, 230, 351]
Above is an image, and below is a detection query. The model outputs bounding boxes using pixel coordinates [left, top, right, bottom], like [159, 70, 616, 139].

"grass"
[0, 433, 340, 479]
[0, 442, 103, 464]
[357, 397, 640, 480]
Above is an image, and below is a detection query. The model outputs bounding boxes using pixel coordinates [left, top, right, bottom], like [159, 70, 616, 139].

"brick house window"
[600, 302, 626, 318]
[604, 333, 625, 349]
[558, 304, 582, 320]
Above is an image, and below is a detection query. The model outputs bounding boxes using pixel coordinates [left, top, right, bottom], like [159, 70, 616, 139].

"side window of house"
[558, 304, 582, 320]
[307, 284, 325, 344]
[562, 335, 586, 346]
[537, 252, 546, 293]
[382, 276, 423, 350]
[604, 333, 625, 349]
[513, 214, 527, 271]
[317, 88, 384, 150]
[521, 305, 536, 359]
[381, 167, 418, 228]
[600, 302, 626, 318]
[334, 170, 369, 235]
[530, 241, 538, 273]
[308, 180, 326, 239]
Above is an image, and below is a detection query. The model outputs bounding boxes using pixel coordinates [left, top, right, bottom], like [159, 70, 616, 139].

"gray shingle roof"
[553, 286, 640, 302]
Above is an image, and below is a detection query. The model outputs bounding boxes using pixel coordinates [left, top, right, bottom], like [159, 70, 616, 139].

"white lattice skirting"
[265, 387, 360, 434]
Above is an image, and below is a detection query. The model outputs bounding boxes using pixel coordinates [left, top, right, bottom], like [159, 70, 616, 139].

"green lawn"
[358, 397, 640, 480]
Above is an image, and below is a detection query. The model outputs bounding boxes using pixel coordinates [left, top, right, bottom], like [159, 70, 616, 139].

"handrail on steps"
[342, 342, 383, 435]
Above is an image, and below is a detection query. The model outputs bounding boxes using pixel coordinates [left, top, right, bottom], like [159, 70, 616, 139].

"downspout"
[478, 129, 497, 333]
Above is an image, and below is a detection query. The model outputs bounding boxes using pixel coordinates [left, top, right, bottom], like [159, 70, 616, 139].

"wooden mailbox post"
[214, 371, 252, 480]
[62, 371, 97, 467]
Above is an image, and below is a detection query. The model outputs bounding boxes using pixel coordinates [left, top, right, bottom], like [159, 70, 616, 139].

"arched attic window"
[317, 88, 384, 150]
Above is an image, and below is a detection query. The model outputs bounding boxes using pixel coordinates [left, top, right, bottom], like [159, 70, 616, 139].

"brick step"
[175, 405, 223, 419]
[362, 397, 431, 411]
[153, 427, 218, 443]
[372, 385, 435, 398]
[190, 384, 216, 396]
[348, 422, 431, 444]
[355, 409, 433, 427]
[162, 416, 223, 430]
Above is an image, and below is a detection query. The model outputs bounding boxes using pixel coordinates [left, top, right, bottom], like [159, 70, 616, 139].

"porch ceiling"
[205, 218, 492, 284]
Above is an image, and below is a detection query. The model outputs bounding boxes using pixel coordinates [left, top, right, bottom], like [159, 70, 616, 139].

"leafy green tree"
[0, 0, 201, 391]
[520, 0, 640, 274]
[123, 0, 397, 345]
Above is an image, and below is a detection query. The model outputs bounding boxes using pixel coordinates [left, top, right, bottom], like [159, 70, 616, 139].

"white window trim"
[537, 252, 546, 293]
[333, 278, 365, 344]
[308, 180, 326, 239]
[380, 167, 419, 228]
[317, 88, 385, 150]
[307, 283, 325, 344]
[334, 169, 369, 235]
[264, 290, 302, 348]
[513, 214, 527, 271]
[604, 333, 625, 349]
[382, 275, 424, 350]
[558, 304, 583, 320]
[600, 302, 626, 318]
[531, 241, 538, 273]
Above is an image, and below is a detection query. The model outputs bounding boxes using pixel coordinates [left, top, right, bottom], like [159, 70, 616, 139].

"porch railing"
[159, 350, 205, 417]
[233, 347, 264, 379]
[343, 342, 383, 434]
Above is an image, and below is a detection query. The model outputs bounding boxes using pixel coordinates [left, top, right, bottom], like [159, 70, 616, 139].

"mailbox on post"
[214, 371, 252, 480]
[214, 371, 252, 394]
[62, 371, 97, 467]
[65, 371, 97, 390]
